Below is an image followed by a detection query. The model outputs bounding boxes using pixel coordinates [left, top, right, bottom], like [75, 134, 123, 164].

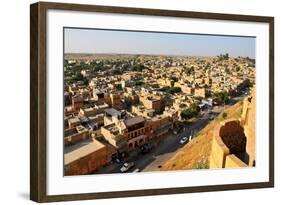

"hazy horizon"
[64, 28, 256, 59]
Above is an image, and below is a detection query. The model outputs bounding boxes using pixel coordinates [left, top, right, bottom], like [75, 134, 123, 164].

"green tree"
[159, 86, 181, 95]
[135, 80, 144, 86]
[114, 84, 122, 90]
[112, 68, 122, 75]
[124, 98, 132, 108]
[192, 161, 209, 169]
[131, 64, 146, 72]
[213, 91, 230, 104]
[83, 78, 89, 86]
[180, 103, 199, 119]
[168, 87, 181, 95]
[159, 86, 170, 92]
[222, 112, 227, 119]
[184, 66, 194, 75]
[169, 76, 178, 82]
[73, 72, 84, 81]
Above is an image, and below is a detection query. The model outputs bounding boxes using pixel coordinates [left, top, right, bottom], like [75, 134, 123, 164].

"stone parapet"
[209, 119, 248, 169]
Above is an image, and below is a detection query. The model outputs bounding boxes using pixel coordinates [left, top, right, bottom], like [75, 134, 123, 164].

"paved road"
[141, 95, 247, 172]
[95, 114, 214, 174]
[94, 93, 247, 174]
[142, 118, 210, 172]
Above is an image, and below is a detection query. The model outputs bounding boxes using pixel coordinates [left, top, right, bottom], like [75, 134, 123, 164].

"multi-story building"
[72, 94, 84, 112]
[68, 116, 81, 128]
[140, 95, 165, 114]
[103, 108, 122, 126]
[194, 87, 207, 98]
[174, 81, 194, 95]
[132, 105, 155, 118]
[64, 139, 107, 175]
[157, 78, 174, 87]
[101, 123, 128, 153]
[110, 93, 121, 108]
[64, 125, 89, 146]
[92, 89, 111, 104]
[64, 55, 255, 174]
[123, 92, 140, 105]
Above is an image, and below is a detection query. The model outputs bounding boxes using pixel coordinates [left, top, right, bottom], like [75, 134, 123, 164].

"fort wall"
[209, 120, 248, 169]
[209, 87, 256, 169]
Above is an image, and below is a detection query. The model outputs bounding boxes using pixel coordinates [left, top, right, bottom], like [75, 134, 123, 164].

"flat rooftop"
[64, 139, 105, 165]
[68, 117, 80, 124]
[124, 116, 145, 127]
[84, 107, 94, 112]
[105, 108, 121, 117]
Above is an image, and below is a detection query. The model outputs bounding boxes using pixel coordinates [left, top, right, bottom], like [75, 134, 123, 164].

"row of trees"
[159, 86, 182, 95]
[65, 72, 89, 85]
[178, 90, 230, 120]
[131, 64, 147, 72]
[135, 80, 144, 86]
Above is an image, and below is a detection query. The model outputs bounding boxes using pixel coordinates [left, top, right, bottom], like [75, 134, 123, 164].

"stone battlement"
[209, 119, 248, 168]
[209, 88, 256, 168]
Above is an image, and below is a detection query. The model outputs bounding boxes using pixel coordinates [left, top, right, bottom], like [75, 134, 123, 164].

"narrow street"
[93, 94, 246, 175]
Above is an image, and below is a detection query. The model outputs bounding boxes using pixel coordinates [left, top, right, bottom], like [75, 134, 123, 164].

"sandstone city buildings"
[63, 54, 255, 175]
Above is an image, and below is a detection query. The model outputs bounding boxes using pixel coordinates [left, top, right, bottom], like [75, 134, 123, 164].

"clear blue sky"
[64, 28, 255, 58]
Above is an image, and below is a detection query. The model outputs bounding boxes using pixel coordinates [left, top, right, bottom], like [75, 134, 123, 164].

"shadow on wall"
[219, 120, 247, 161]
[209, 119, 248, 169]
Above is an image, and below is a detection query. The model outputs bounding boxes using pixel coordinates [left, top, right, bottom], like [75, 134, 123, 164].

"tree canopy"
[131, 64, 147, 72]
[180, 103, 199, 119]
[159, 86, 182, 95]
[184, 66, 194, 75]
[213, 91, 230, 104]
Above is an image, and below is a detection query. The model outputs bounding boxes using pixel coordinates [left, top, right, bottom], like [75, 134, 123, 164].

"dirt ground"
[160, 101, 243, 171]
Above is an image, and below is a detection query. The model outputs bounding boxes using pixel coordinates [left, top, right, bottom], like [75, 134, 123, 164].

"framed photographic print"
[30, 1, 274, 202]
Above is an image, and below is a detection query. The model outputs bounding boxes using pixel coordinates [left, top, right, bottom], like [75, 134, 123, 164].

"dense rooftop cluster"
[63, 54, 255, 175]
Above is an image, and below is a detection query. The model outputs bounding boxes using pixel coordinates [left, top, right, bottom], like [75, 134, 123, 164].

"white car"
[180, 137, 188, 144]
[120, 162, 135, 173]
[132, 168, 140, 173]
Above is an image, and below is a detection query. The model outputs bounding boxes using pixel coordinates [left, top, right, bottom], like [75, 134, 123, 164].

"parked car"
[208, 111, 214, 115]
[120, 162, 135, 173]
[140, 144, 152, 154]
[132, 168, 140, 173]
[180, 136, 188, 144]
[208, 114, 215, 120]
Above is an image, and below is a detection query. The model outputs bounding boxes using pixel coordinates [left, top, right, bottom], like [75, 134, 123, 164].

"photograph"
[29, 2, 274, 202]
[0, 0, 278, 203]
[63, 28, 256, 176]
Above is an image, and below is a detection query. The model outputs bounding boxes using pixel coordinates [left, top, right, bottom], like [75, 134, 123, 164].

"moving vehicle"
[180, 136, 188, 144]
[120, 162, 135, 173]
